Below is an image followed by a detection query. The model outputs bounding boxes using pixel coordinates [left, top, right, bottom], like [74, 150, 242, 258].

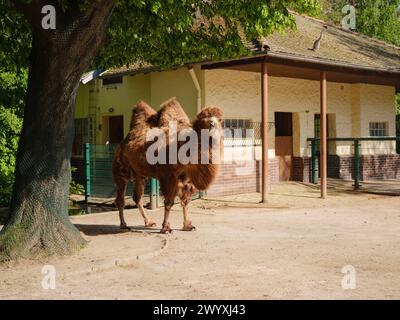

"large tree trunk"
[0, 0, 115, 261]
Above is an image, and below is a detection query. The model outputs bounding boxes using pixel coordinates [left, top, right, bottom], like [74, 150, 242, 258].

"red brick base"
[207, 159, 279, 196]
[292, 154, 400, 182]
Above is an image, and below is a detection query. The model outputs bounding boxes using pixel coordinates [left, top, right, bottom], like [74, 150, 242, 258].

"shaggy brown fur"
[112, 98, 223, 233]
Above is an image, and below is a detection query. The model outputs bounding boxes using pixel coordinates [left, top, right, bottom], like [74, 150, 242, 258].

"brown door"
[109, 116, 124, 144]
[275, 112, 293, 181]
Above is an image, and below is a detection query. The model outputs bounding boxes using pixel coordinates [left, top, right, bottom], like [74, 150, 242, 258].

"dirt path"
[1, 186, 400, 299]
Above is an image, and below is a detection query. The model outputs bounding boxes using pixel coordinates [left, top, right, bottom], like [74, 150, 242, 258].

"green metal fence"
[308, 137, 400, 190]
[83, 143, 159, 208]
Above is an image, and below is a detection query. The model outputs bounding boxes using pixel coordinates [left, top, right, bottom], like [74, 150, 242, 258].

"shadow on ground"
[75, 224, 160, 236]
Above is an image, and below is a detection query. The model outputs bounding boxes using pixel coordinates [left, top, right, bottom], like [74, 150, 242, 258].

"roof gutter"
[188, 67, 202, 113]
[265, 51, 400, 76]
[202, 51, 400, 78]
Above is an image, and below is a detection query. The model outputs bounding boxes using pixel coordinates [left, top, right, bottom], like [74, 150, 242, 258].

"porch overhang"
[201, 53, 400, 88]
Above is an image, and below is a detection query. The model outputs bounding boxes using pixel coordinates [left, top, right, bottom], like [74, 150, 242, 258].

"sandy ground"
[1, 182, 400, 299]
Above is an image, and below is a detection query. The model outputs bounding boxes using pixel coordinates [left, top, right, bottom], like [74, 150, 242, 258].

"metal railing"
[308, 137, 400, 190]
[83, 143, 160, 208]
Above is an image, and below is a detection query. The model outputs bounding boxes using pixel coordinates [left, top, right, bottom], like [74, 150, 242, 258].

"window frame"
[223, 118, 253, 139]
[368, 121, 388, 137]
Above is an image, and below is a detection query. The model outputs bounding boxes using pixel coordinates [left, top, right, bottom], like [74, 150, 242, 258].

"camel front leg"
[115, 176, 130, 230]
[179, 184, 196, 231]
[160, 198, 174, 234]
[133, 177, 156, 227]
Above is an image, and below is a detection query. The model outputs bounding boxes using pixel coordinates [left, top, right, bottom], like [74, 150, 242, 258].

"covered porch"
[202, 54, 400, 201]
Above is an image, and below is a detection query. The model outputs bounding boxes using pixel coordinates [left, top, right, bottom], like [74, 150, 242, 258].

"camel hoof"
[160, 223, 172, 234]
[182, 221, 196, 231]
[120, 224, 131, 230]
[145, 221, 157, 228]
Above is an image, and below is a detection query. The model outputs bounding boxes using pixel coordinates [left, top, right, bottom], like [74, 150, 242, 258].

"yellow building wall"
[204, 68, 397, 157]
[74, 84, 89, 119]
[74, 66, 203, 144]
[359, 84, 397, 154]
[150, 67, 199, 119]
[74, 67, 396, 155]
[98, 74, 151, 143]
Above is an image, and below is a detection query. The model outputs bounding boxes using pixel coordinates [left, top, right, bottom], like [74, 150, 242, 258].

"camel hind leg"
[133, 177, 156, 227]
[115, 176, 130, 230]
[179, 183, 196, 231]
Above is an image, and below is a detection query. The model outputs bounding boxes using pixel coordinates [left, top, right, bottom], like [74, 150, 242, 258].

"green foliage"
[0, 1, 31, 72]
[356, 0, 400, 47]
[0, 106, 22, 206]
[70, 167, 84, 195]
[0, 69, 27, 117]
[396, 93, 400, 115]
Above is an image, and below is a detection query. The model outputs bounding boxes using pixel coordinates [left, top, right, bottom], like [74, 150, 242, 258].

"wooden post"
[261, 62, 269, 203]
[320, 71, 327, 198]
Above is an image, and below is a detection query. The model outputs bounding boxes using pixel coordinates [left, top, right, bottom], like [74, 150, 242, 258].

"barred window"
[72, 118, 89, 156]
[223, 118, 252, 138]
[369, 122, 388, 137]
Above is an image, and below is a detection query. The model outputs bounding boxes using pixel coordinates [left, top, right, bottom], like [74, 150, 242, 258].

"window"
[72, 118, 89, 156]
[314, 114, 335, 138]
[369, 122, 388, 137]
[223, 118, 252, 138]
[102, 76, 123, 86]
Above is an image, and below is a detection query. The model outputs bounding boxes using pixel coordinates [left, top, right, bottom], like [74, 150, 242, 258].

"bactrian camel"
[112, 98, 223, 233]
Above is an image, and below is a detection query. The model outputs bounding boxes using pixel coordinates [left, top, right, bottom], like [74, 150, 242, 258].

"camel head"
[193, 106, 223, 132]
[187, 106, 223, 191]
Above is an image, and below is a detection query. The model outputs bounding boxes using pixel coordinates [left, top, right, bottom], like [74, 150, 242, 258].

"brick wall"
[292, 154, 400, 182]
[292, 157, 311, 183]
[207, 159, 279, 196]
[361, 155, 400, 180]
[327, 155, 354, 180]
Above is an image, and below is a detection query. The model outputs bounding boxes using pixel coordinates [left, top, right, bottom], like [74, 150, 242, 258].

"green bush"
[70, 167, 84, 195]
[0, 106, 22, 206]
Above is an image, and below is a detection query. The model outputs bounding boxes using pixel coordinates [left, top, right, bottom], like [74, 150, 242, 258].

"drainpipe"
[188, 67, 202, 113]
